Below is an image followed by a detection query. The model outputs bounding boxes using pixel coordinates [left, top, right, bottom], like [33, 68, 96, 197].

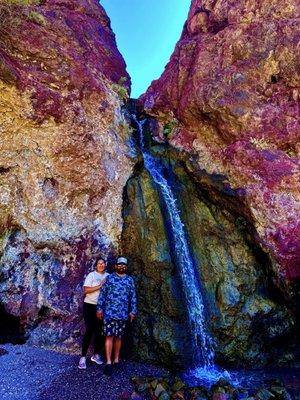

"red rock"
[0, 0, 133, 346]
[142, 0, 300, 287]
[0, 0, 130, 122]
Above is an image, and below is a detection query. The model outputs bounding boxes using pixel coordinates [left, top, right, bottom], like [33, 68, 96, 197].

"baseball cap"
[117, 257, 128, 265]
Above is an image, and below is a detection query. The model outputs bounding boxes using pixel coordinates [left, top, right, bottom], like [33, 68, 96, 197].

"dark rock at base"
[270, 386, 292, 400]
[255, 389, 275, 400]
[127, 375, 295, 400]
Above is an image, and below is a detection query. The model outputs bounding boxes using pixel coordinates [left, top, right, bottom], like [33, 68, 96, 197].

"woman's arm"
[83, 279, 106, 294]
[83, 284, 101, 295]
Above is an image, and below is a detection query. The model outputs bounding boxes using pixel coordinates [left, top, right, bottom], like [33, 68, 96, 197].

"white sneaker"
[78, 356, 87, 369]
[91, 354, 104, 365]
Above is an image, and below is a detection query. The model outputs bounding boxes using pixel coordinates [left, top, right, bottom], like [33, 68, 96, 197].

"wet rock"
[172, 390, 185, 399]
[127, 375, 294, 400]
[142, 0, 300, 295]
[211, 379, 234, 399]
[136, 382, 149, 393]
[155, 383, 168, 397]
[159, 391, 171, 400]
[190, 388, 209, 400]
[122, 158, 295, 367]
[236, 391, 249, 400]
[255, 389, 275, 400]
[216, 278, 240, 307]
[269, 386, 292, 400]
[172, 378, 186, 392]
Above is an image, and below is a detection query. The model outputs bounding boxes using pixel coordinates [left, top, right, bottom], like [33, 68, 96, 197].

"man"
[78, 257, 109, 369]
[96, 256, 137, 376]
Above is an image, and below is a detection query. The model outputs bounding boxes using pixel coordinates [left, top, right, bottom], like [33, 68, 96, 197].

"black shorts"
[103, 319, 127, 337]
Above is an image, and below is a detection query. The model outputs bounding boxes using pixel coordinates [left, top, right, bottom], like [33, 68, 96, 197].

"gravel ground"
[0, 344, 167, 400]
[1, 344, 299, 400]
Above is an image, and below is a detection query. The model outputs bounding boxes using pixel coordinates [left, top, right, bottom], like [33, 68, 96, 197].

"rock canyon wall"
[138, 0, 299, 366]
[0, 0, 133, 347]
[142, 0, 300, 293]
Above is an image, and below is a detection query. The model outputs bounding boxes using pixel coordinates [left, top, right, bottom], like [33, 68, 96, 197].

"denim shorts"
[103, 319, 127, 337]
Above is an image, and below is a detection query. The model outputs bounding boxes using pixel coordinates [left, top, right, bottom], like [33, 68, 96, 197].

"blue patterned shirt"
[97, 273, 137, 320]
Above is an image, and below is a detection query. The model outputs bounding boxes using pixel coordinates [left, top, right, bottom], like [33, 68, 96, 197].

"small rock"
[159, 391, 170, 400]
[155, 383, 167, 397]
[130, 376, 140, 384]
[172, 390, 185, 399]
[255, 389, 275, 400]
[137, 383, 149, 393]
[150, 379, 158, 389]
[236, 390, 249, 400]
[0, 348, 8, 356]
[131, 392, 143, 400]
[189, 387, 208, 400]
[213, 394, 230, 400]
[172, 378, 185, 392]
[270, 386, 292, 400]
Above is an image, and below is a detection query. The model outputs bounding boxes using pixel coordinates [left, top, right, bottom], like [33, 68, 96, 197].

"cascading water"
[132, 115, 233, 385]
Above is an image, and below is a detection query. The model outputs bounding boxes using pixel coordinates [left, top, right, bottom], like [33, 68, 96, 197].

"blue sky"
[101, 0, 191, 98]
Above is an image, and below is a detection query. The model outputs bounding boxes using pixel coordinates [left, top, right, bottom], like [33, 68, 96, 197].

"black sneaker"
[103, 363, 113, 376]
[113, 362, 121, 371]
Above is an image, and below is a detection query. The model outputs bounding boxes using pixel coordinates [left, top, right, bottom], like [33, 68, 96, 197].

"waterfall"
[133, 116, 215, 369]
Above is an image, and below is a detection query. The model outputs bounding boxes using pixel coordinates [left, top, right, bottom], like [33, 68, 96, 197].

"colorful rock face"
[122, 144, 295, 367]
[142, 0, 300, 290]
[0, 0, 133, 346]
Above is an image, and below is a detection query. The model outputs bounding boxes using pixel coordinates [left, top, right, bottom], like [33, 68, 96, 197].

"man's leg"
[113, 337, 122, 363]
[103, 335, 114, 376]
[113, 320, 127, 365]
[105, 336, 113, 364]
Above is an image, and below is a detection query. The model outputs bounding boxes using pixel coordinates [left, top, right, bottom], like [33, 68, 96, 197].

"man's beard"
[116, 266, 127, 274]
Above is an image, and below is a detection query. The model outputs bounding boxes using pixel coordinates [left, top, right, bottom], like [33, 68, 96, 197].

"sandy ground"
[0, 344, 166, 400]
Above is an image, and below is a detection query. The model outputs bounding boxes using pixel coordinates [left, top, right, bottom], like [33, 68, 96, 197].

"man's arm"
[96, 279, 107, 319]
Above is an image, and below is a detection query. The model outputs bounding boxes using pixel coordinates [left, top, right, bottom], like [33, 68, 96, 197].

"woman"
[78, 257, 109, 369]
